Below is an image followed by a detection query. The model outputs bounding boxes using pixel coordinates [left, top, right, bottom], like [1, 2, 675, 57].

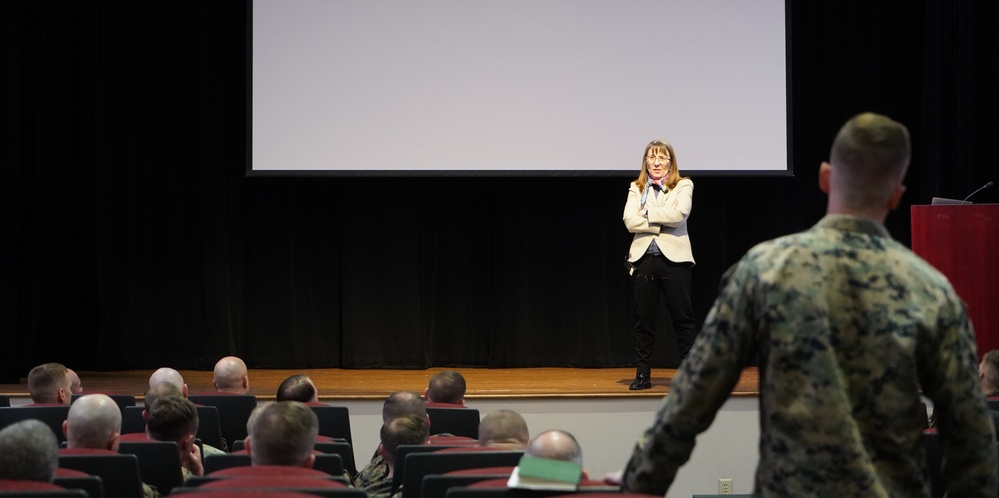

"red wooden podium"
[911, 204, 999, 355]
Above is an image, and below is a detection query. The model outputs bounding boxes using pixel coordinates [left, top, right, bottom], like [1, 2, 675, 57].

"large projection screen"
[250, 0, 789, 175]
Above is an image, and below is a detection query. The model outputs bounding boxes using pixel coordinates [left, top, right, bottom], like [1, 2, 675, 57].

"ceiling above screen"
[250, 0, 788, 176]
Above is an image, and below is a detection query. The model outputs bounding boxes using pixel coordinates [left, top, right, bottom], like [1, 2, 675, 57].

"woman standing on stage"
[622, 140, 696, 390]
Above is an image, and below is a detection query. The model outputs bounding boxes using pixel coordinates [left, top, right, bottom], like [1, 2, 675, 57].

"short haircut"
[147, 395, 199, 443]
[27, 363, 70, 404]
[478, 409, 529, 447]
[66, 394, 122, 449]
[983, 350, 999, 388]
[829, 112, 911, 211]
[382, 391, 427, 423]
[145, 382, 184, 410]
[381, 415, 430, 466]
[246, 401, 276, 436]
[0, 419, 59, 482]
[526, 430, 583, 466]
[427, 371, 466, 404]
[277, 374, 316, 403]
[249, 401, 319, 466]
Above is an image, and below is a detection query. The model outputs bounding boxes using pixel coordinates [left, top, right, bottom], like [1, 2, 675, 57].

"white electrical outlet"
[718, 478, 733, 494]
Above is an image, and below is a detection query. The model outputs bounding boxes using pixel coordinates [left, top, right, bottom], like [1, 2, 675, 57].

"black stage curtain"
[3, 1, 997, 380]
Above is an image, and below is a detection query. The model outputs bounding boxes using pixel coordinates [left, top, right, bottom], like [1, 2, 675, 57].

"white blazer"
[622, 178, 695, 264]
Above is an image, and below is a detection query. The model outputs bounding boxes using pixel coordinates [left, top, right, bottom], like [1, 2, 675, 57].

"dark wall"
[3, 1, 997, 380]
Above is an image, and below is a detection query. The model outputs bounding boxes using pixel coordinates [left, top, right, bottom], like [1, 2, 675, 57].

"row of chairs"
[1, 393, 481, 449]
[384, 445, 667, 498]
[51, 440, 352, 497]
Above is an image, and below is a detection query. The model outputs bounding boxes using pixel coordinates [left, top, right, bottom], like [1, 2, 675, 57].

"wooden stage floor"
[1, 367, 761, 401]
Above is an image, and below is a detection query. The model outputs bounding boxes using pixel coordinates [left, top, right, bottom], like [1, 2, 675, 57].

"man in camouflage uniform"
[353, 391, 428, 491]
[622, 112, 998, 497]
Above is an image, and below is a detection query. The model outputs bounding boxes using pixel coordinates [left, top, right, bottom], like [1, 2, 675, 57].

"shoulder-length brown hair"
[633, 140, 683, 192]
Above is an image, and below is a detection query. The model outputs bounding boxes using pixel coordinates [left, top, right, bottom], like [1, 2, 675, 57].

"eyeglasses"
[646, 154, 671, 164]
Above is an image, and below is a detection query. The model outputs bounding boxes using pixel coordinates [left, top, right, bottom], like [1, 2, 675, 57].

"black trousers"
[631, 254, 696, 374]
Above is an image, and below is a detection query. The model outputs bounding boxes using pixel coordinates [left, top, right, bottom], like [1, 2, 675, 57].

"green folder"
[514, 455, 582, 487]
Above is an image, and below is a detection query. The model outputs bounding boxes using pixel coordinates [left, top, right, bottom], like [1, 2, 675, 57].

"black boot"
[629, 371, 652, 390]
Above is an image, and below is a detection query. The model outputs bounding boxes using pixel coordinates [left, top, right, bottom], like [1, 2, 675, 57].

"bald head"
[478, 410, 529, 449]
[145, 382, 184, 411]
[65, 394, 122, 451]
[149, 367, 188, 398]
[526, 430, 583, 466]
[213, 356, 249, 394]
[382, 391, 427, 423]
[67, 369, 83, 394]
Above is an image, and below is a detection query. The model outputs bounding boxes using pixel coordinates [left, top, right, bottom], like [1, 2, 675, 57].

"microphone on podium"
[962, 181, 994, 203]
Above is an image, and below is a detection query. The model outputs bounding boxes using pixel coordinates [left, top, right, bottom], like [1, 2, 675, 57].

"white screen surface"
[251, 0, 788, 174]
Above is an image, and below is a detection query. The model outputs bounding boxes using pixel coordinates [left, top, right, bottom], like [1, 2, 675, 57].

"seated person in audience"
[61, 394, 158, 497]
[354, 391, 430, 488]
[245, 401, 322, 468]
[424, 370, 467, 407]
[67, 368, 83, 395]
[137, 383, 227, 456]
[980, 350, 999, 399]
[524, 430, 589, 479]
[276, 373, 323, 406]
[976, 349, 999, 437]
[146, 394, 204, 479]
[362, 414, 431, 498]
[210, 401, 339, 485]
[478, 410, 529, 450]
[211, 356, 250, 395]
[120, 381, 184, 441]
[26, 362, 73, 406]
[0, 419, 60, 486]
[61, 394, 121, 453]
[149, 367, 189, 398]
[469, 429, 602, 490]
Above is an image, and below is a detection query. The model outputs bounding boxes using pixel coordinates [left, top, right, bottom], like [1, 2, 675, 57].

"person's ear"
[303, 453, 316, 469]
[180, 433, 195, 453]
[887, 184, 907, 210]
[244, 436, 252, 456]
[212, 379, 220, 391]
[423, 387, 430, 401]
[182, 384, 189, 398]
[108, 432, 120, 452]
[242, 376, 249, 389]
[141, 410, 149, 422]
[62, 420, 69, 439]
[818, 162, 832, 194]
